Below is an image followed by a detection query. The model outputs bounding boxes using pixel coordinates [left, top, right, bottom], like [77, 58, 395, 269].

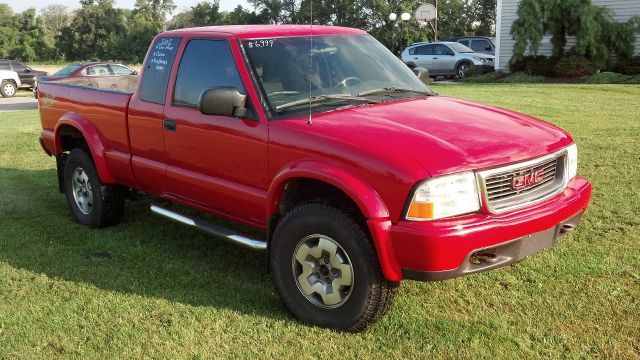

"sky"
[1, 0, 251, 14]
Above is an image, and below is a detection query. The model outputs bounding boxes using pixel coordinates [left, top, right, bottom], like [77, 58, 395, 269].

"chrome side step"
[150, 204, 267, 251]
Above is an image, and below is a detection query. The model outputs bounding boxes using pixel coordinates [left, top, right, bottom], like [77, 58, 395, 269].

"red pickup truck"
[38, 25, 592, 332]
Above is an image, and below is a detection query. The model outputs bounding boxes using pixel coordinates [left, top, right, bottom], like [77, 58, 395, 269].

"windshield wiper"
[275, 94, 377, 112]
[357, 87, 432, 97]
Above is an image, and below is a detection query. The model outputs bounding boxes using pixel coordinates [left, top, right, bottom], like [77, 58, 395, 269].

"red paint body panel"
[391, 177, 592, 272]
[37, 25, 593, 282]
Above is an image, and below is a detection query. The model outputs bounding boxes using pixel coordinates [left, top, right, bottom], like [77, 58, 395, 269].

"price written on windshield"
[247, 39, 275, 48]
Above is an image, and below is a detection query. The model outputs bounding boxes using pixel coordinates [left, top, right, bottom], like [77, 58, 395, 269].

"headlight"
[567, 143, 578, 180]
[406, 172, 480, 221]
[473, 56, 486, 62]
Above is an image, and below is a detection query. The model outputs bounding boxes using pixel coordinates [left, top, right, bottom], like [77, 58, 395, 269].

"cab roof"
[164, 25, 366, 39]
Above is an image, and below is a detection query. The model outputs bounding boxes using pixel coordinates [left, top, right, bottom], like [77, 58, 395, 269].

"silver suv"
[401, 42, 494, 78]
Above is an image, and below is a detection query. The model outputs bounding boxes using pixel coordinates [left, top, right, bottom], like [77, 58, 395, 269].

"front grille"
[479, 152, 567, 212]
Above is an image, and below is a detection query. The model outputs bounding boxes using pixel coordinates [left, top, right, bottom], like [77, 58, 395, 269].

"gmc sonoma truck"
[37, 25, 592, 332]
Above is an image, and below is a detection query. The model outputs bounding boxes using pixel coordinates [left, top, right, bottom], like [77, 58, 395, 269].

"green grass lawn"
[1, 84, 639, 358]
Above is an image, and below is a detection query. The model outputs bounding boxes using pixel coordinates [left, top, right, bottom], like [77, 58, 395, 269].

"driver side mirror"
[199, 87, 247, 117]
[447, 51, 455, 56]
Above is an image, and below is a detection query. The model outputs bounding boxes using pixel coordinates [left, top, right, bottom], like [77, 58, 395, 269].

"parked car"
[0, 59, 48, 89]
[37, 25, 591, 332]
[401, 41, 494, 78]
[446, 36, 496, 55]
[35, 62, 138, 98]
[46, 62, 138, 79]
[0, 69, 21, 97]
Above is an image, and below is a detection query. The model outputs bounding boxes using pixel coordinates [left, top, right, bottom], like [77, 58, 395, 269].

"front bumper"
[390, 176, 592, 281]
[473, 64, 494, 74]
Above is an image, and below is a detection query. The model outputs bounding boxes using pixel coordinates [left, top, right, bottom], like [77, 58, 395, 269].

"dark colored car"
[445, 36, 496, 55]
[35, 62, 138, 98]
[0, 59, 48, 88]
[48, 62, 138, 79]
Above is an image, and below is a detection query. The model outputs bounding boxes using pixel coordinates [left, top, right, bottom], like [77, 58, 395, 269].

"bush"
[584, 72, 640, 84]
[554, 56, 598, 77]
[499, 72, 544, 83]
[612, 56, 640, 75]
[463, 71, 508, 83]
[509, 56, 558, 76]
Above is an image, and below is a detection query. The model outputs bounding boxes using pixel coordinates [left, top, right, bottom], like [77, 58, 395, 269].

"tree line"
[0, 0, 496, 64]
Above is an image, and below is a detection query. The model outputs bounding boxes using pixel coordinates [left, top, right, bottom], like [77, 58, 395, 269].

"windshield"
[241, 34, 431, 116]
[448, 43, 474, 53]
[54, 64, 82, 76]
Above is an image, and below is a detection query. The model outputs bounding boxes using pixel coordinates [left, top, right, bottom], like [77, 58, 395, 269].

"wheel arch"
[266, 161, 402, 281]
[54, 113, 117, 184]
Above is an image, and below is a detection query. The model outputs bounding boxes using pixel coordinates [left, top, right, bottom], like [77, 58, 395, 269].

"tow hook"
[559, 223, 576, 235]
[470, 251, 498, 265]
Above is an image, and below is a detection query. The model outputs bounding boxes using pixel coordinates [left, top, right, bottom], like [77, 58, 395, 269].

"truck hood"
[310, 96, 573, 177]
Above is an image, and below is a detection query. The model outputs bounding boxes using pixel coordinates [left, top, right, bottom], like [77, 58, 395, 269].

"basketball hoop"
[415, 3, 438, 40]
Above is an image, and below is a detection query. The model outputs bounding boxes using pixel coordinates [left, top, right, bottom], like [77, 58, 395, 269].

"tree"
[56, 0, 126, 61]
[511, 0, 640, 68]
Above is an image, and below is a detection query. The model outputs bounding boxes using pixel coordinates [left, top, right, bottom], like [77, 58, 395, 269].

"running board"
[150, 204, 267, 251]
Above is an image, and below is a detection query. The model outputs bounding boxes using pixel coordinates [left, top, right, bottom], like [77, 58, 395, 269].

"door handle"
[433, 57, 438, 59]
[163, 118, 176, 132]
[414, 57, 418, 59]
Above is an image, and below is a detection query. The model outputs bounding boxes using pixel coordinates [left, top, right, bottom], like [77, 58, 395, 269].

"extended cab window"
[140, 37, 181, 104]
[173, 39, 244, 108]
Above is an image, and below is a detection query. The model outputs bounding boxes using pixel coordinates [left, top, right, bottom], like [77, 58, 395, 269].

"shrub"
[612, 56, 640, 75]
[463, 71, 508, 83]
[510, 56, 559, 76]
[584, 72, 640, 84]
[554, 56, 598, 77]
[498, 72, 544, 83]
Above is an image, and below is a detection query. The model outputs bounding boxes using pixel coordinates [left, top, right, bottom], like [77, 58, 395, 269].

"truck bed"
[38, 77, 138, 187]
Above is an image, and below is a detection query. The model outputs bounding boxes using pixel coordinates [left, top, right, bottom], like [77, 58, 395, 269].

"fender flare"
[267, 160, 403, 281]
[54, 113, 117, 184]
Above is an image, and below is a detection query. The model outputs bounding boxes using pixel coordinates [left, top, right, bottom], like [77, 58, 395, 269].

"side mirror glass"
[199, 87, 247, 117]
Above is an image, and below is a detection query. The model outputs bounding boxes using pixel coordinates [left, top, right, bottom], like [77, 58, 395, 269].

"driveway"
[0, 97, 38, 112]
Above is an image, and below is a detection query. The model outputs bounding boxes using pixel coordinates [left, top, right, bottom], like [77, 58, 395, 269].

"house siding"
[495, 0, 640, 70]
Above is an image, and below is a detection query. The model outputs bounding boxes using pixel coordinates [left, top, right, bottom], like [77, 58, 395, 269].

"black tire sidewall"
[64, 149, 105, 227]
[270, 205, 378, 330]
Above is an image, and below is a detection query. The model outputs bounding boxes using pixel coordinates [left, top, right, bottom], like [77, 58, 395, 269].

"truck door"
[162, 38, 269, 227]
[410, 45, 434, 69]
[432, 44, 456, 75]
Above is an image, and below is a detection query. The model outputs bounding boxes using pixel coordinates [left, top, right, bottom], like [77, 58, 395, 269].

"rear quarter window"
[140, 37, 181, 104]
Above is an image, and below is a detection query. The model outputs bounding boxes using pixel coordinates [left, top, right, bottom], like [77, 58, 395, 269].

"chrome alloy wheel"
[292, 234, 354, 309]
[72, 167, 94, 215]
[3, 83, 15, 96]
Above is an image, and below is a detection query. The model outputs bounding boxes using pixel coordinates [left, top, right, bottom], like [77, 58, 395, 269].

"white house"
[495, 0, 640, 70]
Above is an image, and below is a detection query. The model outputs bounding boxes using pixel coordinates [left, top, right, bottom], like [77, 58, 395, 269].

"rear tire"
[270, 203, 399, 332]
[1, 80, 16, 98]
[64, 148, 124, 228]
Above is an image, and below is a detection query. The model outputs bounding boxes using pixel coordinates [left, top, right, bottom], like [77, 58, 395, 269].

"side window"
[140, 37, 181, 104]
[415, 45, 432, 55]
[408, 47, 416, 55]
[173, 39, 244, 109]
[84, 65, 111, 76]
[435, 45, 453, 56]
[110, 64, 135, 76]
[471, 39, 491, 52]
[11, 61, 27, 72]
[458, 39, 470, 47]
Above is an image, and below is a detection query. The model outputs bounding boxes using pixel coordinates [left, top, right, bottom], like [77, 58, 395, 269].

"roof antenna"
[308, 0, 314, 125]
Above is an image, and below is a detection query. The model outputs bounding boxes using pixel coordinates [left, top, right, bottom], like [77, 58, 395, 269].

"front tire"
[270, 203, 398, 332]
[456, 62, 472, 79]
[64, 148, 124, 228]
[1, 80, 16, 97]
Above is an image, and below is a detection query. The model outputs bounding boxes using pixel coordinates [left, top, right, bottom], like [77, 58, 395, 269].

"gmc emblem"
[512, 169, 545, 190]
